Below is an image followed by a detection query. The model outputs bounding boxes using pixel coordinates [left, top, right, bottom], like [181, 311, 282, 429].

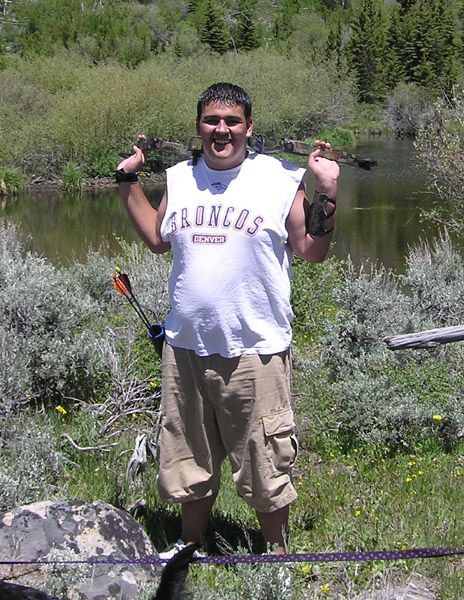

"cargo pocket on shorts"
[262, 409, 298, 475]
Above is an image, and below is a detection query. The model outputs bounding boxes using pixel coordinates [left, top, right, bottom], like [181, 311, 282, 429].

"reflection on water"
[1, 138, 444, 272]
[1, 186, 164, 265]
[330, 136, 442, 271]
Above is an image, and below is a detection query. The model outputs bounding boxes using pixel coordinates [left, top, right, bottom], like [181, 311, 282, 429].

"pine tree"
[425, 0, 458, 94]
[325, 18, 345, 73]
[236, 0, 260, 51]
[199, 0, 230, 54]
[347, 0, 387, 103]
[397, 0, 416, 13]
[273, 0, 301, 42]
[384, 4, 407, 90]
[400, 0, 458, 94]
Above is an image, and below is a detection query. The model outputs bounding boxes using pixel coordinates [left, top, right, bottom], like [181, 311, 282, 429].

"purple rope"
[1, 546, 463, 566]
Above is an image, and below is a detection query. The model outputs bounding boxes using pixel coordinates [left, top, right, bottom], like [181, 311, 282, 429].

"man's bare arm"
[116, 138, 170, 254]
[118, 183, 170, 254]
[286, 141, 339, 263]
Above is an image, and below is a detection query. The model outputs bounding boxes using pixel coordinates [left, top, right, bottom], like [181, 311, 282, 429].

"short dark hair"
[197, 82, 252, 124]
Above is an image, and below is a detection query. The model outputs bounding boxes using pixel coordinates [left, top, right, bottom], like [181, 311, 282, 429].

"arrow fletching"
[112, 271, 152, 329]
[112, 274, 129, 297]
[118, 272, 132, 295]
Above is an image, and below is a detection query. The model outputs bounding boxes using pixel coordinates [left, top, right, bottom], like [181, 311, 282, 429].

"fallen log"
[384, 325, 464, 350]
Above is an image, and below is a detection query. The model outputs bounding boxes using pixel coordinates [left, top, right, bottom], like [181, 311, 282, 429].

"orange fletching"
[112, 275, 129, 297]
[118, 272, 132, 294]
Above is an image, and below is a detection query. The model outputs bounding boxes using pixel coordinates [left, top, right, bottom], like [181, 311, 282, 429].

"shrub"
[296, 237, 464, 450]
[322, 260, 414, 378]
[189, 561, 305, 600]
[0, 325, 30, 424]
[0, 57, 91, 179]
[0, 219, 112, 409]
[384, 82, 436, 137]
[0, 418, 64, 511]
[349, 102, 385, 132]
[309, 127, 356, 148]
[415, 88, 464, 237]
[1, 49, 357, 180]
[291, 256, 342, 347]
[61, 160, 83, 191]
[0, 224, 168, 511]
[0, 167, 25, 194]
[114, 238, 171, 327]
[69, 250, 117, 307]
[400, 233, 464, 326]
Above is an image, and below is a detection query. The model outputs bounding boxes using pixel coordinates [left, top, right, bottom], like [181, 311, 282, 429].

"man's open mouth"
[213, 139, 231, 147]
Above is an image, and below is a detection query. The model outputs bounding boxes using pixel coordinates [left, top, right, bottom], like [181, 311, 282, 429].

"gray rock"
[0, 500, 160, 599]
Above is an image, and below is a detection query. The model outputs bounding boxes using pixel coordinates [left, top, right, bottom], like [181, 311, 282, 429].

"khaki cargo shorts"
[156, 343, 298, 513]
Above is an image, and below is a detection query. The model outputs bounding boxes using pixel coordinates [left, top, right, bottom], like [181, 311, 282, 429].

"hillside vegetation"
[1, 0, 464, 184]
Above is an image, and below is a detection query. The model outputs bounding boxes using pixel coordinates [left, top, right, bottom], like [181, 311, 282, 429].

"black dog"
[0, 544, 201, 600]
[0, 581, 59, 599]
[154, 543, 201, 600]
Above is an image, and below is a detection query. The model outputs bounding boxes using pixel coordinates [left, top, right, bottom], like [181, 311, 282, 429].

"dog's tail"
[153, 543, 201, 600]
[0, 581, 59, 600]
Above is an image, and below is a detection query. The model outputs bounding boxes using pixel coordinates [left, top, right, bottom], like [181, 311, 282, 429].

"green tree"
[347, 0, 387, 103]
[289, 11, 329, 53]
[322, 0, 350, 8]
[401, 0, 458, 95]
[172, 22, 202, 57]
[15, 0, 86, 54]
[273, 0, 301, 43]
[397, 0, 416, 13]
[12, 0, 153, 65]
[236, 0, 261, 51]
[199, 0, 230, 53]
[325, 17, 345, 72]
[383, 4, 407, 90]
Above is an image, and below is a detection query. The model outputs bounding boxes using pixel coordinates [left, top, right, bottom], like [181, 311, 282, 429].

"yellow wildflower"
[55, 405, 67, 415]
[405, 477, 413, 483]
[320, 584, 331, 594]
[354, 510, 362, 517]
[432, 414, 443, 422]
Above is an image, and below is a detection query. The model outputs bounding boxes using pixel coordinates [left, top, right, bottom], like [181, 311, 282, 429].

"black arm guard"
[304, 191, 336, 237]
[115, 169, 139, 183]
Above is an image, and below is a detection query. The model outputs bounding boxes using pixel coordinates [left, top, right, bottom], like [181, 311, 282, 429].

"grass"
[56, 405, 464, 597]
[0, 167, 25, 194]
[348, 102, 387, 134]
[24, 336, 463, 599]
[186, 445, 463, 599]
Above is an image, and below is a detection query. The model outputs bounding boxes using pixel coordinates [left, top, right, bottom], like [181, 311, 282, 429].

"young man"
[116, 82, 339, 555]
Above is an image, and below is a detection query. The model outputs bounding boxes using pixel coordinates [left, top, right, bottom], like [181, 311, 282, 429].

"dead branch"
[61, 433, 118, 453]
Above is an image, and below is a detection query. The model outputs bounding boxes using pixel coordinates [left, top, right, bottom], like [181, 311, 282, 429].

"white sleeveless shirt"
[160, 153, 306, 357]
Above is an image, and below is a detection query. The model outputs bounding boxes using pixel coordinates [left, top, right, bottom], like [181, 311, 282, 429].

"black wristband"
[115, 169, 139, 183]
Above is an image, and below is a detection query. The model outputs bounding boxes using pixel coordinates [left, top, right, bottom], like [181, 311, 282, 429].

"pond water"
[332, 136, 442, 271]
[1, 137, 444, 273]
